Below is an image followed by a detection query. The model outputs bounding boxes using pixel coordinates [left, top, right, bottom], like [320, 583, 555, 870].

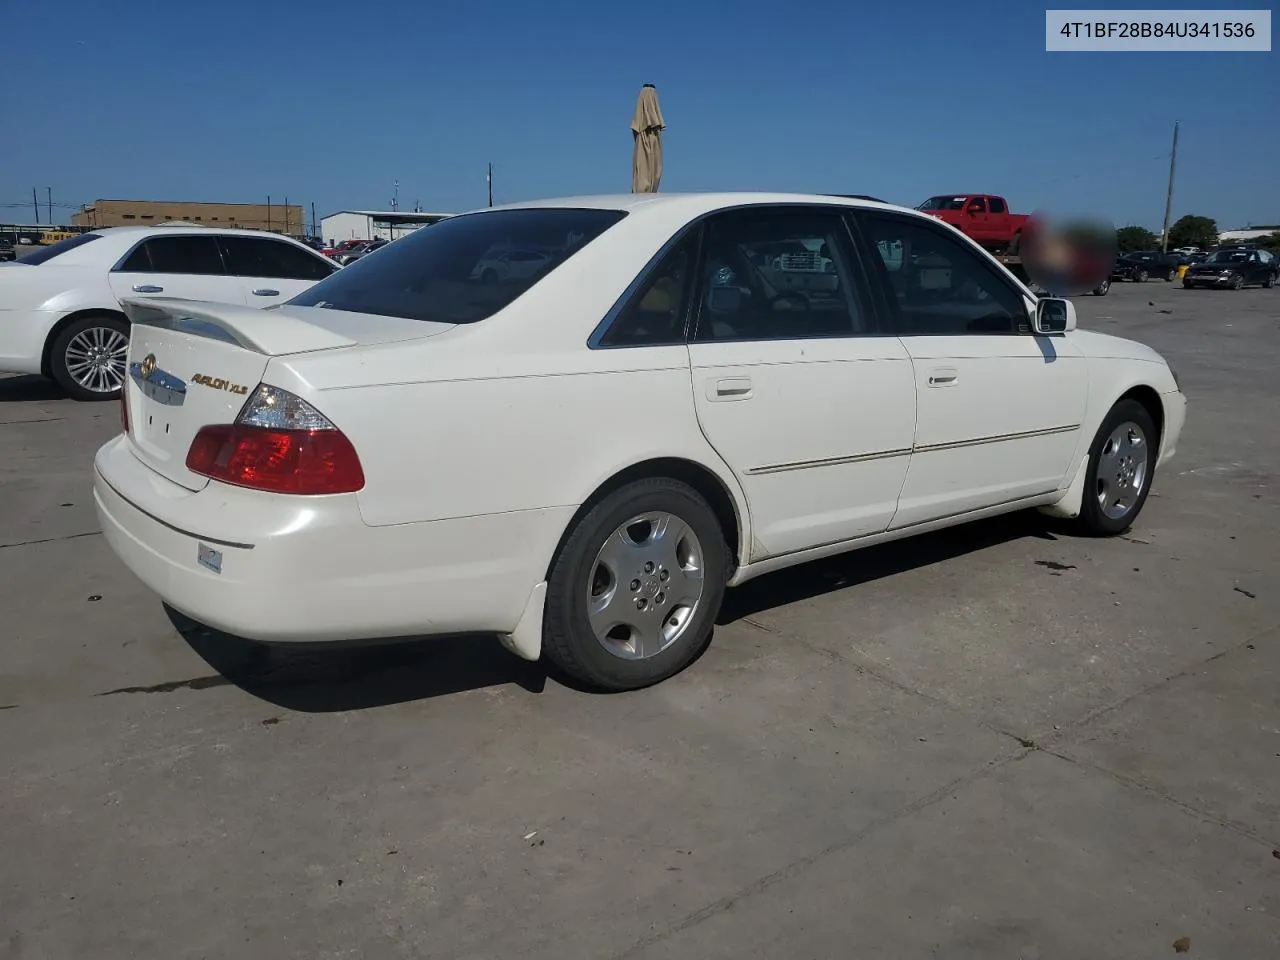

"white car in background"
[0, 226, 338, 400]
[94, 193, 1186, 691]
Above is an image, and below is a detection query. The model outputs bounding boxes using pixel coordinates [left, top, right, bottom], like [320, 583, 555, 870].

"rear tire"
[542, 478, 730, 691]
[1183, 280, 1195, 289]
[1135, 269, 1148, 282]
[1092, 279, 1111, 296]
[1263, 273, 1274, 289]
[49, 313, 130, 402]
[1164, 267, 1176, 281]
[1075, 399, 1157, 537]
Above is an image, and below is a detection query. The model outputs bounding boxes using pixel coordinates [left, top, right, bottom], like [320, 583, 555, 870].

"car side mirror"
[1033, 297, 1076, 334]
[967, 204, 983, 215]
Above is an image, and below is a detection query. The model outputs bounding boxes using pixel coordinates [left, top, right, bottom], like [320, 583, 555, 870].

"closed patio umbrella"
[631, 84, 665, 193]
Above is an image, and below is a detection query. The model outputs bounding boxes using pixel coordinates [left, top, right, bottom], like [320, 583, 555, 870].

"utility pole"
[487, 162, 493, 207]
[267, 195, 272, 232]
[46, 187, 53, 226]
[1159, 121, 1179, 253]
[311, 201, 316, 237]
[284, 195, 289, 235]
[32, 186, 39, 224]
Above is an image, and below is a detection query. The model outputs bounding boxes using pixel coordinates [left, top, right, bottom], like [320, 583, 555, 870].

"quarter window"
[122, 236, 226, 275]
[598, 232, 697, 347]
[693, 210, 869, 342]
[219, 236, 335, 280]
[987, 197, 1006, 214]
[860, 213, 1027, 335]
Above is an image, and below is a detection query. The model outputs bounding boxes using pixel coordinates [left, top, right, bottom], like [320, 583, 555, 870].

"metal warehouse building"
[320, 210, 452, 245]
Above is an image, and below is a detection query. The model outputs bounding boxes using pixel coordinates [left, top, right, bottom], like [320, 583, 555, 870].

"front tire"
[1075, 399, 1157, 537]
[542, 478, 730, 691]
[49, 313, 129, 401]
[1183, 280, 1196, 289]
[1230, 272, 1244, 290]
[1092, 279, 1111, 296]
[1135, 269, 1148, 283]
[1164, 267, 1177, 282]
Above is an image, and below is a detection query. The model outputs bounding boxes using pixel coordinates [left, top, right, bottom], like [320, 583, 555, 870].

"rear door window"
[288, 208, 626, 323]
[219, 236, 336, 280]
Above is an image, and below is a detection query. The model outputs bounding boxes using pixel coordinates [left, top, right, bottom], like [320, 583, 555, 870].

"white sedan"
[94, 193, 1187, 691]
[0, 226, 338, 400]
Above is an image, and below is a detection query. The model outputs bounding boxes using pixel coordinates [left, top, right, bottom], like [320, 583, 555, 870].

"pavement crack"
[96, 675, 231, 696]
[1036, 623, 1279, 748]
[612, 747, 1025, 959]
[1041, 747, 1277, 849]
[0, 530, 101, 550]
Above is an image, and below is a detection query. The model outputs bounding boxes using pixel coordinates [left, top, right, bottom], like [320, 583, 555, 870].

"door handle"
[251, 288, 280, 297]
[709, 377, 753, 401]
[132, 284, 163, 293]
[927, 367, 959, 387]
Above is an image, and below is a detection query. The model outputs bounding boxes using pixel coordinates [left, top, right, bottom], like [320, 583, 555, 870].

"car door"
[217, 234, 338, 306]
[108, 234, 246, 306]
[854, 210, 1088, 528]
[686, 206, 917, 559]
[963, 196, 990, 243]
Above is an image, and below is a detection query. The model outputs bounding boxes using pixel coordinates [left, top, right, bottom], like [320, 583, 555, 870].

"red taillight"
[185, 424, 365, 494]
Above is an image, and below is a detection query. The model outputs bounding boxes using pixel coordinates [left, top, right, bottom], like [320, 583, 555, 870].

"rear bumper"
[94, 434, 570, 643]
[0, 308, 60, 375]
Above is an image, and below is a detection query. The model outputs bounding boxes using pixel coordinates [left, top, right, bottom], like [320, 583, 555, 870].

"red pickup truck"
[915, 194, 1029, 254]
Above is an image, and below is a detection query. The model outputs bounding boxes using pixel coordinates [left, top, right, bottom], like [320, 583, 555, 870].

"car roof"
[479, 191, 906, 219]
[88, 225, 308, 240]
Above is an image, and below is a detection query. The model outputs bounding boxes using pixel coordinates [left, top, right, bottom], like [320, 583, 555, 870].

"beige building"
[73, 199, 306, 234]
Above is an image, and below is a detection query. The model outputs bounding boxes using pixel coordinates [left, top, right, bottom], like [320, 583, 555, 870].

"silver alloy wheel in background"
[64, 326, 128, 394]
[1096, 421, 1149, 520]
[587, 511, 705, 660]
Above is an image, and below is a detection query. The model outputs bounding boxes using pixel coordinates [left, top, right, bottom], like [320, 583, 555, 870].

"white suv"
[0, 226, 338, 400]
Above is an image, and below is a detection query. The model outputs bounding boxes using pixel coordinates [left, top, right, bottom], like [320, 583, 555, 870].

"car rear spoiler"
[120, 297, 357, 356]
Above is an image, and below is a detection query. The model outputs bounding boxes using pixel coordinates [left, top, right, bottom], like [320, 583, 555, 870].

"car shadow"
[0, 375, 66, 403]
[164, 510, 1065, 712]
[167, 606, 550, 712]
[719, 509, 1061, 625]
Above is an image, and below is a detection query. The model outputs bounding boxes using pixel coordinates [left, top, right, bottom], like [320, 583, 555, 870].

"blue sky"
[2, 0, 1276, 231]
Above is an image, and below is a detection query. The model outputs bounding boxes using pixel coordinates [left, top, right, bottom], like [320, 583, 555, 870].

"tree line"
[1115, 216, 1280, 254]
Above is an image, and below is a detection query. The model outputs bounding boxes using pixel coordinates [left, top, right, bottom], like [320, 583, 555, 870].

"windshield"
[917, 196, 967, 211]
[11, 232, 103, 265]
[289, 208, 626, 323]
[1206, 250, 1249, 263]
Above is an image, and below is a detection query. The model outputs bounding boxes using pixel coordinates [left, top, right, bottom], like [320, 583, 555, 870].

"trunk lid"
[119, 297, 447, 491]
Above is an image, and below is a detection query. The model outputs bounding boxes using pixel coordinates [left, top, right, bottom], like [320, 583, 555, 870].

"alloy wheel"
[64, 326, 128, 394]
[1096, 421, 1149, 520]
[586, 512, 705, 660]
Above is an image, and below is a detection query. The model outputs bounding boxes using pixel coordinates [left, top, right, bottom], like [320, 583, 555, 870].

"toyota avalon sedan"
[94, 193, 1187, 691]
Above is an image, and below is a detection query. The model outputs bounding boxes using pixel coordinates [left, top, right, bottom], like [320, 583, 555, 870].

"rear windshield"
[288, 208, 627, 324]
[13, 232, 103, 265]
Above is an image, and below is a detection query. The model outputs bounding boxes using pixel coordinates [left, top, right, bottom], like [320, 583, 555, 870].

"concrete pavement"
[1, 280, 1277, 958]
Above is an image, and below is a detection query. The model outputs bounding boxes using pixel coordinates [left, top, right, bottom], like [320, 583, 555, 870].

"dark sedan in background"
[1183, 248, 1278, 289]
[1112, 250, 1182, 282]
